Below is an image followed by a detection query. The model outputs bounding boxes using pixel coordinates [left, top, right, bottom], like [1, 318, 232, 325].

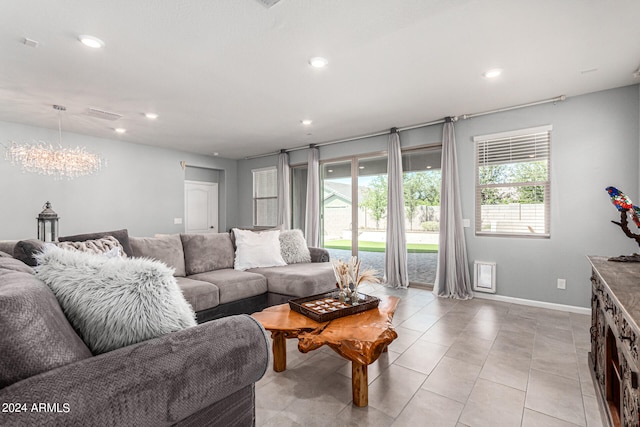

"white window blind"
[253, 167, 277, 226]
[474, 126, 551, 237]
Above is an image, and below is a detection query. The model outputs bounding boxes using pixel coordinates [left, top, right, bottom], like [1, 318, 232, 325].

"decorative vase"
[348, 283, 359, 305]
[338, 289, 347, 303]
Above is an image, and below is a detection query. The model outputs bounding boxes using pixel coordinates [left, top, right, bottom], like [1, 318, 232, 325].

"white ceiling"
[2, 0, 639, 159]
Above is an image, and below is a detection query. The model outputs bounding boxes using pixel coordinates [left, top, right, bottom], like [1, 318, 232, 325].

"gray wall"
[0, 121, 239, 238]
[237, 85, 640, 308]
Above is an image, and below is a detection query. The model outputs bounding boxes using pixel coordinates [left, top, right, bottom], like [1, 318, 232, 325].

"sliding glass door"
[316, 145, 442, 286]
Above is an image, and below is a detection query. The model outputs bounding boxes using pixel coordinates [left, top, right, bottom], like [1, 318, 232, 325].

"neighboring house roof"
[323, 181, 366, 204]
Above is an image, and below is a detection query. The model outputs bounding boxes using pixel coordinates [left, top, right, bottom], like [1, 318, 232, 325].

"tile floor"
[255, 284, 606, 427]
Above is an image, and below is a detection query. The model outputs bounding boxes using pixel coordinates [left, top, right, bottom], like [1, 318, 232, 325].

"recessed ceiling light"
[483, 68, 502, 79]
[327, 169, 333, 173]
[145, 113, 158, 120]
[79, 35, 105, 49]
[213, 152, 219, 156]
[301, 119, 313, 125]
[359, 166, 365, 170]
[115, 128, 126, 134]
[426, 166, 432, 169]
[309, 57, 328, 68]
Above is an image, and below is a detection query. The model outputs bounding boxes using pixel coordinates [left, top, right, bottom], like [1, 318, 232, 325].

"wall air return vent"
[86, 107, 122, 121]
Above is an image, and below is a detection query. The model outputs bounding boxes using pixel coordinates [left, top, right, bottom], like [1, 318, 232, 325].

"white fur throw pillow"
[279, 229, 311, 264]
[34, 245, 196, 354]
[233, 228, 287, 271]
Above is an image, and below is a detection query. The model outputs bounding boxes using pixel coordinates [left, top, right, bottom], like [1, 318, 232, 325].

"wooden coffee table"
[251, 295, 399, 407]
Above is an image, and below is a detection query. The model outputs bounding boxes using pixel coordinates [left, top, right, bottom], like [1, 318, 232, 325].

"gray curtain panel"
[434, 119, 473, 299]
[305, 146, 320, 247]
[276, 151, 291, 229]
[384, 130, 409, 288]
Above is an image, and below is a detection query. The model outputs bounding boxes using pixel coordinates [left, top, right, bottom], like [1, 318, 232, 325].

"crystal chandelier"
[5, 105, 104, 179]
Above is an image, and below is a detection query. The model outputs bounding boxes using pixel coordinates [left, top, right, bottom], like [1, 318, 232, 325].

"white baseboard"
[472, 291, 590, 315]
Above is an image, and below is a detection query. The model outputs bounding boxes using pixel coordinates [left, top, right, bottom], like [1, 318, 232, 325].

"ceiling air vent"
[255, 0, 282, 8]
[86, 107, 122, 121]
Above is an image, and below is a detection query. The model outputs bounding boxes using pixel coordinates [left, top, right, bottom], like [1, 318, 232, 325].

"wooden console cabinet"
[589, 256, 640, 427]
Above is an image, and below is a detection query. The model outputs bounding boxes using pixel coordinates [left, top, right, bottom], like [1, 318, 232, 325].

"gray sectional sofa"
[0, 229, 336, 426]
[0, 229, 337, 323]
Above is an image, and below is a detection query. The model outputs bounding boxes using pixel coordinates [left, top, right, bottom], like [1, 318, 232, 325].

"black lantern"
[37, 201, 59, 242]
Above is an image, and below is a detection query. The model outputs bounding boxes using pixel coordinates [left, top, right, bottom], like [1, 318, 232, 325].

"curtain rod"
[244, 95, 566, 160]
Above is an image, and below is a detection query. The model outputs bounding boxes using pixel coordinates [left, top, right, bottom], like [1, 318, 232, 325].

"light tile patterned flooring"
[255, 284, 605, 427]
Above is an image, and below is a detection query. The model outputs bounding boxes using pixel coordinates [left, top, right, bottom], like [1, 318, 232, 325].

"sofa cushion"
[233, 228, 286, 271]
[35, 246, 196, 354]
[189, 269, 267, 304]
[13, 239, 45, 266]
[279, 229, 311, 264]
[130, 235, 186, 277]
[0, 240, 18, 256]
[180, 233, 235, 275]
[0, 257, 34, 274]
[0, 266, 92, 388]
[57, 236, 126, 257]
[248, 262, 337, 297]
[58, 229, 134, 257]
[175, 277, 220, 312]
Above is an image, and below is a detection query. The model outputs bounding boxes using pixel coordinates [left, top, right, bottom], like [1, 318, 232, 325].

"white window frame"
[252, 166, 277, 227]
[473, 125, 551, 238]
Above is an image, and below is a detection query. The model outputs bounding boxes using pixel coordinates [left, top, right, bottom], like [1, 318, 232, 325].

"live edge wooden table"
[251, 295, 399, 407]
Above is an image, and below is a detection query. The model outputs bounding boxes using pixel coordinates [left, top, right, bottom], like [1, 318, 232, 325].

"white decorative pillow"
[56, 236, 126, 258]
[279, 229, 311, 264]
[233, 228, 287, 271]
[34, 245, 196, 354]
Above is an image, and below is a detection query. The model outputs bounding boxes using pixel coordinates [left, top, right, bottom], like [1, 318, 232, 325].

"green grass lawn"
[324, 240, 438, 253]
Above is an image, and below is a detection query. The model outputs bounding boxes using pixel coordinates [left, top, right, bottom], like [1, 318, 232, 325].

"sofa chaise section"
[249, 262, 337, 305]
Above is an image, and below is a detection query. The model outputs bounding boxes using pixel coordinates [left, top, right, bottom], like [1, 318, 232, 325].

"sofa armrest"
[308, 246, 330, 263]
[0, 315, 269, 427]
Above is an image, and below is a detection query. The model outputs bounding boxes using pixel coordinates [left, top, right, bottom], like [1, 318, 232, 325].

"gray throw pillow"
[34, 246, 196, 354]
[14, 239, 45, 267]
[279, 229, 311, 264]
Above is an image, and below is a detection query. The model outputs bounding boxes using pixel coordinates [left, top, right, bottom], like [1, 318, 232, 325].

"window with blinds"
[253, 167, 277, 226]
[474, 125, 551, 237]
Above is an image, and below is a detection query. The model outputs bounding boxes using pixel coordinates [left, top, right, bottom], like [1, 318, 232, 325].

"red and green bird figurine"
[606, 186, 640, 227]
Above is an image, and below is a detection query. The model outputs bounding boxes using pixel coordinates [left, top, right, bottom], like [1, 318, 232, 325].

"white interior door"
[185, 181, 218, 233]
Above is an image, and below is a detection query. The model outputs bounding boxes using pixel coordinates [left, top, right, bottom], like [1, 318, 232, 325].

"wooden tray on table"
[288, 291, 380, 322]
